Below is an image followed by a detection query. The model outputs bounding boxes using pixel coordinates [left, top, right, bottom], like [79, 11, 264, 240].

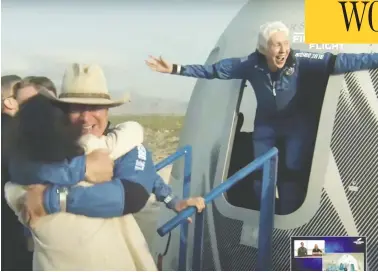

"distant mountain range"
[110, 92, 189, 115]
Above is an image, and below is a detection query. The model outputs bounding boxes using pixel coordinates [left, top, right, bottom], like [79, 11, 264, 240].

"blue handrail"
[154, 145, 192, 271]
[157, 147, 278, 271]
[157, 147, 278, 235]
[257, 149, 278, 271]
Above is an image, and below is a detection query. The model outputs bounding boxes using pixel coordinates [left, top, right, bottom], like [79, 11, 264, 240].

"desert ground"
[109, 115, 185, 182]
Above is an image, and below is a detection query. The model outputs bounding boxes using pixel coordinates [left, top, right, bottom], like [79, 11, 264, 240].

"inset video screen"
[291, 236, 367, 271]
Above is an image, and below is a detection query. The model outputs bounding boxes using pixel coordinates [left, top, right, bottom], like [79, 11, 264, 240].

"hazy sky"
[1, 0, 246, 102]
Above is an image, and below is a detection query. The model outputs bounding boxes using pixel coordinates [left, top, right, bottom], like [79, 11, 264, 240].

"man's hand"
[145, 55, 173, 73]
[85, 149, 114, 183]
[23, 184, 48, 228]
[174, 197, 206, 223]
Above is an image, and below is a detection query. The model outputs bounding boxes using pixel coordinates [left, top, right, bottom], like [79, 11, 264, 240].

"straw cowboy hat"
[41, 63, 129, 107]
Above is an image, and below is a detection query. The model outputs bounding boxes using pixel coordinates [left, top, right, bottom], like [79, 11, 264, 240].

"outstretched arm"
[294, 50, 378, 76]
[145, 55, 252, 80]
[333, 53, 378, 74]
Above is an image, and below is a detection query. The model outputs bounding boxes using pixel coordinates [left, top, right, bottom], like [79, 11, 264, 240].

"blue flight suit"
[175, 50, 378, 214]
[10, 144, 180, 217]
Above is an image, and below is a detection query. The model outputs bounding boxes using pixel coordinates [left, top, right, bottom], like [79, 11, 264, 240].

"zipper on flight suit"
[267, 73, 278, 116]
[267, 73, 276, 97]
[255, 65, 278, 113]
[272, 81, 276, 96]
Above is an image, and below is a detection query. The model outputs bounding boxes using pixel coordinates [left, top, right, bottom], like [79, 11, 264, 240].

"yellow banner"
[305, 0, 378, 43]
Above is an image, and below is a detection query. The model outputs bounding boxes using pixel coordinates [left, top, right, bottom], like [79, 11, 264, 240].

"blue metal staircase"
[155, 145, 278, 271]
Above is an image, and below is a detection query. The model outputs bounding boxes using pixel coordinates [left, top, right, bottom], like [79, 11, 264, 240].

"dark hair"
[6, 94, 84, 163]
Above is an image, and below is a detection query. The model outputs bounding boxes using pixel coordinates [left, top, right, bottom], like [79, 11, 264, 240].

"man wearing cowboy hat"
[8, 75, 115, 184]
[22, 64, 205, 235]
[3, 74, 122, 264]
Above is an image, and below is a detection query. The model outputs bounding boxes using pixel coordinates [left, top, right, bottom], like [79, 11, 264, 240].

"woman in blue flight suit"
[145, 21, 378, 215]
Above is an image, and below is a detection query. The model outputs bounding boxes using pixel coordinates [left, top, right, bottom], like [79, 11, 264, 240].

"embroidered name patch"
[295, 52, 324, 60]
[134, 145, 147, 171]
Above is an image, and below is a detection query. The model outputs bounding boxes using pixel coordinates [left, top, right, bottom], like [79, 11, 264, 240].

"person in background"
[22, 76, 58, 96]
[12, 76, 57, 105]
[1, 75, 21, 117]
[23, 76, 58, 96]
[312, 244, 323, 256]
[1, 74, 34, 271]
[297, 242, 308, 257]
[145, 21, 378, 215]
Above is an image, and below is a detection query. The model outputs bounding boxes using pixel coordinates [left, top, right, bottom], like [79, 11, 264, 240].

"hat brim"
[57, 97, 125, 108]
[39, 88, 128, 108]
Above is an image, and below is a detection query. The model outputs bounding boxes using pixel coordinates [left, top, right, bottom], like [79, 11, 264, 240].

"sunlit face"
[265, 31, 291, 71]
[67, 104, 109, 137]
[16, 86, 39, 105]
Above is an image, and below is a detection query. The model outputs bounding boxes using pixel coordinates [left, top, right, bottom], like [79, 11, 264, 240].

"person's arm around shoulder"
[40, 149, 117, 215]
[145, 54, 253, 80]
[41, 144, 204, 219]
[43, 147, 151, 218]
[6, 148, 114, 225]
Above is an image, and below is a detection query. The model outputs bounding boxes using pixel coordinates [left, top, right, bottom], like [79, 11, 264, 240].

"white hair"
[257, 21, 290, 54]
